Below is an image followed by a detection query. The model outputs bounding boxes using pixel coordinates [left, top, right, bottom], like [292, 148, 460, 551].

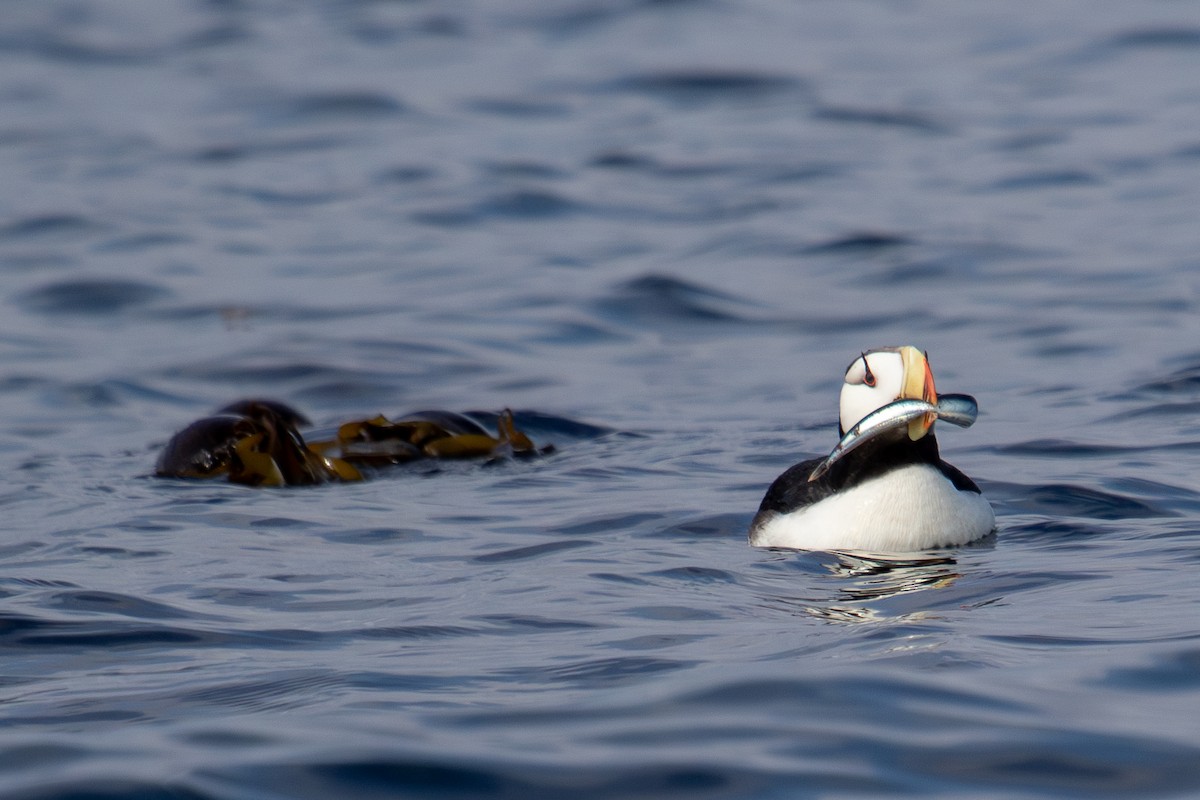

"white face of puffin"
[839, 346, 938, 440]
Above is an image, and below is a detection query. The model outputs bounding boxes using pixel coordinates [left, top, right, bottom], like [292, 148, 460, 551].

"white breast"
[749, 464, 995, 553]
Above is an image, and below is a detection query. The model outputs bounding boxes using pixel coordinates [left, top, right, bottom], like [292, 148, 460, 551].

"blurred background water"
[2, 1, 1200, 797]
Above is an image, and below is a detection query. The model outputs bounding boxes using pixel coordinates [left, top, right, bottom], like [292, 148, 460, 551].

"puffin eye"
[861, 353, 877, 388]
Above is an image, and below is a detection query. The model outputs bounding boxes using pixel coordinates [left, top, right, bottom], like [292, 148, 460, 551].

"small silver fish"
[931, 393, 979, 428]
[807, 394, 979, 482]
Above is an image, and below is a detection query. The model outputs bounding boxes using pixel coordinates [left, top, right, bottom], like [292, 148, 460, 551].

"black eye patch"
[861, 352, 877, 387]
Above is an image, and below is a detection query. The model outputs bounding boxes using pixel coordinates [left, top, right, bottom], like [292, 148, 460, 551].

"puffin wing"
[933, 458, 983, 493]
[754, 457, 838, 517]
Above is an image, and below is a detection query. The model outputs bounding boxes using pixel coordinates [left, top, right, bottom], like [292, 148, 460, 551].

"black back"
[753, 433, 981, 525]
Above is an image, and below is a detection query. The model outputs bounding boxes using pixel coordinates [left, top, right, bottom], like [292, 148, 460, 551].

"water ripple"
[0, 214, 100, 240]
[525, 656, 693, 686]
[45, 590, 220, 622]
[994, 482, 1168, 520]
[987, 169, 1101, 191]
[272, 91, 407, 123]
[1130, 359, 1200, 395]
[605, 70, 806, 105]
[413, 189, 582, 226]
[16, 279, 170, 315]
[594, 275, 765, 327]
[1105, 27, 1200, 49]
[472, 539, 595, 564]
[813, 105, 949, 133]
[801, 231, 913, 254]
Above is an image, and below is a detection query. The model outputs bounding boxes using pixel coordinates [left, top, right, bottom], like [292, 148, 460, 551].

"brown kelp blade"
[157, 401, 548, 486]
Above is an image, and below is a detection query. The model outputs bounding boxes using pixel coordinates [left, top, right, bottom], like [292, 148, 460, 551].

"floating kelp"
[308, 406, 540, 464]
[155, 399, 549, 487]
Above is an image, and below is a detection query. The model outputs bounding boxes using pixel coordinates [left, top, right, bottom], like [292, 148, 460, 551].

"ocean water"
[2, 1, 1200, 797]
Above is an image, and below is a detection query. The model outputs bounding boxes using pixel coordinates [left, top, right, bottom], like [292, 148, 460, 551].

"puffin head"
[839, 345, 938, 440]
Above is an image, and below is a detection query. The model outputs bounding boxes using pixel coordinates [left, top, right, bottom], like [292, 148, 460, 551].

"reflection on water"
[751, 548, 968, 625]
[804, 551, 962, 624]
[827, 551, 961, 601]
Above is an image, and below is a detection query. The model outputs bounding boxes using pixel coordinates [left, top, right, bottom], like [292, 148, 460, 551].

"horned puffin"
[749, 346, 994, 552]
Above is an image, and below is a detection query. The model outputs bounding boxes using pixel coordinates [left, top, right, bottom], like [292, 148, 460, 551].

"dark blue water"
[3, 1, 1200, 797]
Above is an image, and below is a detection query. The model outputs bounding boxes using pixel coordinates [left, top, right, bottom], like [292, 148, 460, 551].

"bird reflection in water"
[803, 551, 961, 624]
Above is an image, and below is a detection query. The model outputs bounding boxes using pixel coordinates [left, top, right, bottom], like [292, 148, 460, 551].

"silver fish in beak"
[808, 393, 979, 482]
